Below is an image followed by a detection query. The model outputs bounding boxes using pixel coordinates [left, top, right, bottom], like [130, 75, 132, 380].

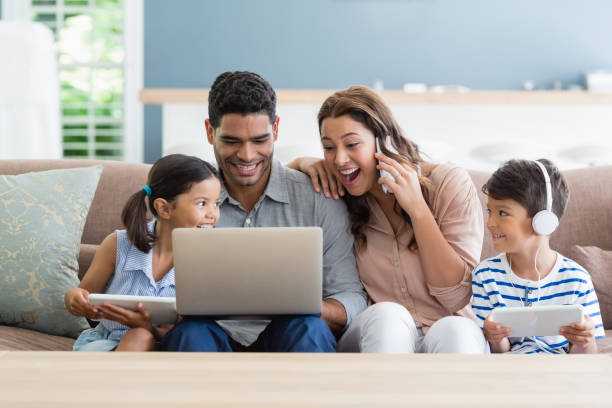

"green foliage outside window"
[32, 0, 124, 160]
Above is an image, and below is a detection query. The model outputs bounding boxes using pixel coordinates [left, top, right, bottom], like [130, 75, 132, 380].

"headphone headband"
[531, 160, 558, 235]
[533, 160, 552, 212]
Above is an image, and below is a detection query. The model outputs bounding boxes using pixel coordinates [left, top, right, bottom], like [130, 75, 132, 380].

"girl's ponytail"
[121, 189, 154, 253]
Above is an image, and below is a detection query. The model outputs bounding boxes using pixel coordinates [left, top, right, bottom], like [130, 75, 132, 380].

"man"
[161, 71, 366, 352]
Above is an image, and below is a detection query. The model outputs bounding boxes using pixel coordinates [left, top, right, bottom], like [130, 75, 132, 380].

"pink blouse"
[355, 163, 484, 329]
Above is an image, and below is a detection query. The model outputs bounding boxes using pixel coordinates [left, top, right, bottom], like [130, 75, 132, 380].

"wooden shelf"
[140, 88, 612, 105]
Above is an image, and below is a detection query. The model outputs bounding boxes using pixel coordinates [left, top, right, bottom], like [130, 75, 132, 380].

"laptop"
[172, 227, 322, 319]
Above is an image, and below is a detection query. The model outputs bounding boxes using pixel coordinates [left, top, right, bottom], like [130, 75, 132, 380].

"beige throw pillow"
[567, 245, 612, 329]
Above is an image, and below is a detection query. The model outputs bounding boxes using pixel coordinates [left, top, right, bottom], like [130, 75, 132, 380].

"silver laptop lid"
[172, 227, 322, 318]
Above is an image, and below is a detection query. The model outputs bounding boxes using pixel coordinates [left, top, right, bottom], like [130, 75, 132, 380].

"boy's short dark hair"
[208, 71, 277, 128]
[482, 158, 569, 220]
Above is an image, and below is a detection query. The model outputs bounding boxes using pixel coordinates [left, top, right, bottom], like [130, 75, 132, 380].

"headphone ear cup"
[532, 210, 559, 235]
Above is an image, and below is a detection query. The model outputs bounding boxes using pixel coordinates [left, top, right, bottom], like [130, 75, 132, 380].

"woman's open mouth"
[339, 168, 360, 185]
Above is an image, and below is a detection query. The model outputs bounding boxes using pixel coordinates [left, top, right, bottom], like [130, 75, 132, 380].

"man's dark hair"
[208, 71, 277, 127]
[482, 158, 569, 220]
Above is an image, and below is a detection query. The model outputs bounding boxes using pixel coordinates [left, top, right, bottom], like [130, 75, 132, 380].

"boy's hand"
[97, 302, 153, 330]
[560, 314, 595, 347]
[483, 314, 511, 343]
[64, 287, 102, 320]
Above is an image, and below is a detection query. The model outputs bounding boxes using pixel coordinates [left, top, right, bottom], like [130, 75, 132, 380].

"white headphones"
[531, 160, 559, 235]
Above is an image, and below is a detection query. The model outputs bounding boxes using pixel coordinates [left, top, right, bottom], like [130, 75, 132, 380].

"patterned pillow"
[0, 166, 102, 338]
[567, 245, 612, 330]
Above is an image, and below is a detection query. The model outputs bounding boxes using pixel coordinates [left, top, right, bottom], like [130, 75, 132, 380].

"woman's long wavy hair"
[317, 85, 432, 252]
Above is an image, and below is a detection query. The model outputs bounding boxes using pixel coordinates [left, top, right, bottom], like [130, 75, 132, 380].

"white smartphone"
[490, 305, 584, 337]
[88, 293, 178, 325]
[376, 136, 398, 194]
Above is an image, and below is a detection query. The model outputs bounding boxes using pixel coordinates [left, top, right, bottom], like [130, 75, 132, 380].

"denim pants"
[160, 315, 336, 352]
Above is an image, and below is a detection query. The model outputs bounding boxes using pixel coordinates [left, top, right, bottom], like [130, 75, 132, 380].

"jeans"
[160, 315, 336, 352]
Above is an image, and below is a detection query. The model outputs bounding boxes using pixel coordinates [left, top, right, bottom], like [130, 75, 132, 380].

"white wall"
[162, 102, 612, 172]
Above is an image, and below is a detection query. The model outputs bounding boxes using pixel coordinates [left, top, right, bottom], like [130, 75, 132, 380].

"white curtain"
[0, 21, 61, 159]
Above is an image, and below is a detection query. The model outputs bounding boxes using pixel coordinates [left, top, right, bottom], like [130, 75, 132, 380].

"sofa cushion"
[78, 243, 99, 280]
[596, 330, 612, 353]
[470, 166, 612, 260]
[567, 245, 612, 330]
[0, 325, 73, 351]
[0, 166, 102, 338]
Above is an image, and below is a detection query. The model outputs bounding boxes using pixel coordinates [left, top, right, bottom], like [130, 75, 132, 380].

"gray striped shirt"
[216, 160, 367, 345]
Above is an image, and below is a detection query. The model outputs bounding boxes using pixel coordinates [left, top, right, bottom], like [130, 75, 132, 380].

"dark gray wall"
[143, 0, 612, 162]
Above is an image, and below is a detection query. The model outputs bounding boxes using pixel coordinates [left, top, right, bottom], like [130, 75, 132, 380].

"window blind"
[31, 0, 124, 160]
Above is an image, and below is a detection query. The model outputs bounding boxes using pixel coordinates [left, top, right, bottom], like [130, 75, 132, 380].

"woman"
[288, 86, 488, 353]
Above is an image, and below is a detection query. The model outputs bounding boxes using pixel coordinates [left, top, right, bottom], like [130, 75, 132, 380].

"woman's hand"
[561, 315, 597, 353]
[375, 153, 426, 217]
[96, 302, 153, 330]
[286, 157, 344, 199]
[64, 287, 102, 320]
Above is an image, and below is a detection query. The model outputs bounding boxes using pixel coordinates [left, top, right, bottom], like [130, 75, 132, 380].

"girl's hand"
[375, 153, 426, 217]
[483, 314, 511, 344]
[97, 302, 153, 330]
[64, 287, 102, 320]
[287, 157, 344, 200]
[560, 315, 595, 347]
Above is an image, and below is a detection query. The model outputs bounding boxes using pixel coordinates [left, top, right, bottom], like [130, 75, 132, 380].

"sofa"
[0, 159, 150, 350]
[1, 159, 611, 352]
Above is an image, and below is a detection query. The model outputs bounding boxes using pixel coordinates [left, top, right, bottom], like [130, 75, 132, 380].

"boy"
[472, 159, 605, 353]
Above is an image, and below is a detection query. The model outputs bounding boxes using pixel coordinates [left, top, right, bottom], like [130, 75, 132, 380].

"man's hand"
[321, 299, 347, 335]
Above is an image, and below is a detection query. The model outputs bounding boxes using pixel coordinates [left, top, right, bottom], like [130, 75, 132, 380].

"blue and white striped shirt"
[471, 252, 605, 354]
[100, 221, 176, 342]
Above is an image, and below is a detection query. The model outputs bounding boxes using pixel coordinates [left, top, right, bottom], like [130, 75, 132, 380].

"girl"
[288, 86, 488, 353]
[65, 154, 221, 351]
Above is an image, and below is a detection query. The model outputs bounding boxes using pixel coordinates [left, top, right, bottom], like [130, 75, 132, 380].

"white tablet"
[88, 294, 177, 325]
[490, 305, 584, 337]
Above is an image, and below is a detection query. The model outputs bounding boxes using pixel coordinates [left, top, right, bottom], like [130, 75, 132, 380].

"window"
[3, 0, 142, 162]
